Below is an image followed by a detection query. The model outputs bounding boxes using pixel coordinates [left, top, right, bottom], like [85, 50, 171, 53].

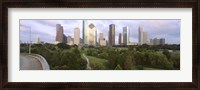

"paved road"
[83, 54, 92, 70]
[20, 54, 43, 70]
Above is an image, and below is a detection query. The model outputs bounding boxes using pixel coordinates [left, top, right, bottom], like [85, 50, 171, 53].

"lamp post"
[29, 27, 31, 54]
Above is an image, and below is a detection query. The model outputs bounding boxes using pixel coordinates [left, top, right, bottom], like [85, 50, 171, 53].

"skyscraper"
[109, 24, 115, 46]
[55, 24, 66, 43]
[74, 27, 80, 45]
[153, 38, 160, 45]
[118, 33, 122, 45]
[100, 33, 104, 40]
[143, 32, 148, 44]
[150, 39, 153, 45]
[99, 33, 106, 46]
[55, 24, 64, 43]
[138, 26, 148, 45]
[35, 37, 41, 44]
[83, 20, 88, 45]
[88, 23, 97, 46]
[67, 36, 72, 43]
[82, 20, 97, 46]
[123, 26, 129, 45]
[138, 26, 143, 45]
[160, 38, 165, 45]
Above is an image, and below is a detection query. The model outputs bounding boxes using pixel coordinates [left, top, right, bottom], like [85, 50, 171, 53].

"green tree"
[124, 52, 134, 70]
[57, 43, 70, 49]
[115, 64, 122, 70]
[163, 49, 171, 59]
[170, 52, 180, 69]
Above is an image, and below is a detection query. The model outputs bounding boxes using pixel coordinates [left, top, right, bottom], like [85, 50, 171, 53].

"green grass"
[86, 56, 108, 63]
[86, 55, 108, 70]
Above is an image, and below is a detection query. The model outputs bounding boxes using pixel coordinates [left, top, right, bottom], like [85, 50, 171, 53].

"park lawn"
[86, 55, 109, 70]
[86, 55, 108, 64]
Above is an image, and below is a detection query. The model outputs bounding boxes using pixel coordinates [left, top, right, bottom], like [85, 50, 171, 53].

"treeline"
[20, 43, 87, 70]
[86, 45, 180, 70]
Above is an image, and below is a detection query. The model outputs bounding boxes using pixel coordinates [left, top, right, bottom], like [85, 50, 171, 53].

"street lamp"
[29, 26, 31, 54]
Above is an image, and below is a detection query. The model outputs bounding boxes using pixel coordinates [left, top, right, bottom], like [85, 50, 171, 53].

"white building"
[35, 37, 41, 44]
[138, 26, 148, 45]
[74, 27, 80, 45]
[138, 26, 143, 45]
[99, 33, 107, 46]
[143, 32, 148, 44]
[82, 20, 97, 46]
[123, 26, 130, 45]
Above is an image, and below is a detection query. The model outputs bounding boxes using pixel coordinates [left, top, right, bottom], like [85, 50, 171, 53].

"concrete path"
[83, 54, 92, 70]
[20, 54, 43, 70]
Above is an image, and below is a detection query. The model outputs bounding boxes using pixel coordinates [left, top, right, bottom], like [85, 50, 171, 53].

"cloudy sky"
[20, 19, 180, 44]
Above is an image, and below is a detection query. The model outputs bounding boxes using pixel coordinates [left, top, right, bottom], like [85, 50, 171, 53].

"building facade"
[138, 26, 143, 45]
[82, 20, 97, 46]
[35, 37, 41, 44]
[160, 38, 165, 45]
[123, 26, 129, 45]
[109, 24, 115, 46]
[99, 33, 107, 46]
[118, 33, 122, 45]
[143, 32, 148, 44]
[74, 27, 80, 45]
[138, 26, 148, 45]
[55, 24, 64, 43]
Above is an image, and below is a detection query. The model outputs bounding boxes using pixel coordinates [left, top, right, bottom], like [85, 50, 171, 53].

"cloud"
[34, 20, 58, 27]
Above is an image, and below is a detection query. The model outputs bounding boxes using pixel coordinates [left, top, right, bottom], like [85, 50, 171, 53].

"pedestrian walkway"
[20, 53, 49, 70]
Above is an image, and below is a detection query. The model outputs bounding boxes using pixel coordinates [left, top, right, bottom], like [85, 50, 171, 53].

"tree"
[170, 52, 180, 69]
[90, 61, 106, 70]
[163, 49, 171, 59]
[124, 52, 134, 70]
[115, 64, 122, 70]
[57, 43, 70, 49]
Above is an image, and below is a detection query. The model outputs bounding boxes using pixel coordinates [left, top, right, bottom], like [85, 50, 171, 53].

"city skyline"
[20, 19, 180, 44]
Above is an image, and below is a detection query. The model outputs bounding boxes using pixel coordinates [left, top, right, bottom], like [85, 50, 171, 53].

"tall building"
[74, 27, 80, 45]
[109, 24, 115, 46]
[82, 20, 97, 46]
[35, 37, 41, 44]
[123, 26, 129, 45]
[160, 38, 165, 45]
[100, 33, 104, 40]
[88, 23, 97, 46]
[118, 33, 122, 45]
[67, 36, 72, 43]
[153, 38, 160, 45]
[143, 32, 148, 44]
[66, 36, 74, 45]
[55, 24, 64, 43]
[138, 26, 148, 45]
[99, 33, 107, 46]
[151, 38, 165, 45]
[150, 39, 153, 45]
[55, 24, 67, 43]
[83, 20, 88, 45]
[138, 26, 143, 45]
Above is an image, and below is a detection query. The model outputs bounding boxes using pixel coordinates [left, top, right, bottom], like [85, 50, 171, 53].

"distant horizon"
[20, 19, 180, 44]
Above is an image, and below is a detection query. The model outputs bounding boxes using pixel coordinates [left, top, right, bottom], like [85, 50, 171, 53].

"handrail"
[21, 53, 50, 70]
[28, 54, 50, 70]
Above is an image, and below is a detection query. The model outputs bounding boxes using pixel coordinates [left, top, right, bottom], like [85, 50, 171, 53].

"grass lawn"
[86, 56, 108, 64]
[86, 55, 108, 70]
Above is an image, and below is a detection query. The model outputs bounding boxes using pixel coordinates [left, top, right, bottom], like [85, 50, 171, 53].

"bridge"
[20, 53, 50, 70]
